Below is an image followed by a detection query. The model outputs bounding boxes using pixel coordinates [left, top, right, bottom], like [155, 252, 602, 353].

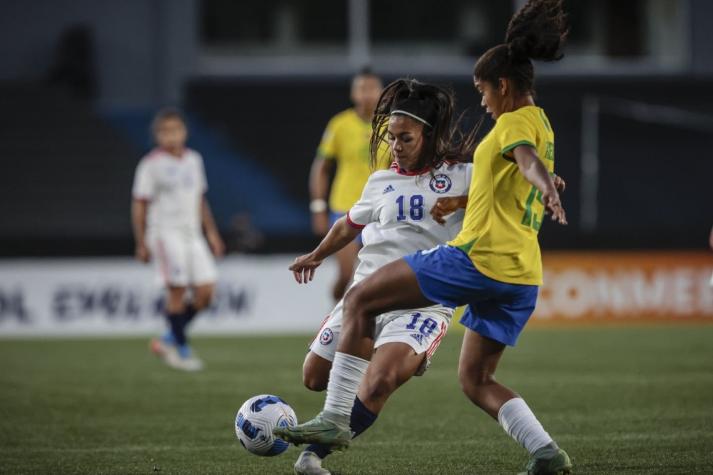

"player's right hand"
[311, 212, 329, 236]
[135, 243, 151, 263]
[289, 252, 323, 284]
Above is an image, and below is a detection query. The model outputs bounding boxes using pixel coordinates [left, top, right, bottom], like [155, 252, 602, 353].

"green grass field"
[1, 326, 712, 474]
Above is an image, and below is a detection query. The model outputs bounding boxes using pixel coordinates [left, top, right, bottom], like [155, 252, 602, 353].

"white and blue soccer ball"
[235, 394, 297, 456]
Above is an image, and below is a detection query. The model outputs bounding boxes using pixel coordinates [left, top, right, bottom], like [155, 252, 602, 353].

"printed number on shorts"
[405, 312, 438, 336]
[396, 195, 424, 221]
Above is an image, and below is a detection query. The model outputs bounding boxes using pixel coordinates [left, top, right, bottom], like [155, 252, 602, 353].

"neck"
[354, 106, 373, 122]
[509, 94, 535, 112]
[162, 146, 184, 158]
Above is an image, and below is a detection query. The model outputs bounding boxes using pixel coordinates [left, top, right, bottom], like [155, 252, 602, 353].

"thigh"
[308, 300, 345, 362]
[150, 232, 189, 287]
[358, 342, 425, 404]
[375, 308, 451, 376]
[189, 236, 217, 286]
[347, 258, 435, 317]
[458, 328, 507, 382]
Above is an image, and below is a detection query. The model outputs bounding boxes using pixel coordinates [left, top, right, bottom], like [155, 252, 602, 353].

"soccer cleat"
[521, 448, 572, 475]
[273, 411, 351, 451]
[293, 451, 331, 475]
[149, 337, 171, 358]
[163, 347, 204, 372]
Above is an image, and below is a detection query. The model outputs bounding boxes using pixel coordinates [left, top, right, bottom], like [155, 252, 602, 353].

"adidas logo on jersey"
[410, 333, 425, 345]
[383, 184, 395, 194]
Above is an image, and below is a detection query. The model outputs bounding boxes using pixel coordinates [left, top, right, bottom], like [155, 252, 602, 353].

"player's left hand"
[430, 196, 467, 225]
[289, 252, 323, 284]
[208, 231, 226, 258]
[542, 189, 568, 225]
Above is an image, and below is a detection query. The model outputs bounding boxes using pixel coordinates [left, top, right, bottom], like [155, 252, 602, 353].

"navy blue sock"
[182, 304, 198, 330]
[167, 311, 188, 347]
[305, 397, 378, 459]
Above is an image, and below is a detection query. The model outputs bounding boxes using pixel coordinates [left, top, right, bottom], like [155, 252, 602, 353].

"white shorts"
[149, 230, 217, 287]
[309, 299, 452, 376]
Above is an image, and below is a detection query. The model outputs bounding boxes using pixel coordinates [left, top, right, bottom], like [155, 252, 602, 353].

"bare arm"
[430, 196, 469, 225]
[131, 199, 150, 262]
[289, 216, 361, 284]
[512, 145, 567, 225]
[309, 156, 335, 236]
[202, 196, 225, 257]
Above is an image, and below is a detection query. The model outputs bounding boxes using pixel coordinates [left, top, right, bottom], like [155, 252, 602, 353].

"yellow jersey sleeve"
[317, 117, 339, 160]
[496, 111, 538, 158]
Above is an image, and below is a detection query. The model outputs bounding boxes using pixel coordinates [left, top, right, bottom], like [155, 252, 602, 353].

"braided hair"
[369, 78, 476, 171]
[474, 0, 568, 96]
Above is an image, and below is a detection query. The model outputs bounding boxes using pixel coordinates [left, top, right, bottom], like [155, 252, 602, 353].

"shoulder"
[327, 109, 356, 128]
[137, 149, 163, 169]
[186, 148, 204, 163]
[437, 161, 471, 176]
[496, 107, 540, 129]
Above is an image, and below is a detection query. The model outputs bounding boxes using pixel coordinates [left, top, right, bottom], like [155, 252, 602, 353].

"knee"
[458, 361, 495, 399]
[192, 289, 215, 311]
[360, 369, 399, 404]
[342, 285, 368, 318]
[302, 368, 328, 392]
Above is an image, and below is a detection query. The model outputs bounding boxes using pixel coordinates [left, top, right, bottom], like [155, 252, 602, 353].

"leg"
[457, 328, 515, 419]
[165, 286, 188, 346]
[303, 351, 332, 392]
[338, 258, 434, 359]
[192, 283, 215, 311]
[357, 342, 425, 414]
[331, 239, 359, 301]
[296, 343, 423, 474]
[459, 328, 571, 473]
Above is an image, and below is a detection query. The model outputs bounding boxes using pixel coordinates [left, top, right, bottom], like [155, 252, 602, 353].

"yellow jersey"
[448, 105, 555, 286]
[317, 108, 390, 212]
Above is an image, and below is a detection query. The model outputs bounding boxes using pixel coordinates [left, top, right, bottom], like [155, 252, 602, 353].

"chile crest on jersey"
[429, 174, 452, 194]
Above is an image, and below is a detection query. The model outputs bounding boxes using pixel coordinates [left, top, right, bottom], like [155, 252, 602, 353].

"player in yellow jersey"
[309, 68, 390, 301]
[277, 1, 573, 473]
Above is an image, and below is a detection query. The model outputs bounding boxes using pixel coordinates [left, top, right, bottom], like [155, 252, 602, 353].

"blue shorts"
[330, 211, 362, 244]
[403, 245, 538, 346]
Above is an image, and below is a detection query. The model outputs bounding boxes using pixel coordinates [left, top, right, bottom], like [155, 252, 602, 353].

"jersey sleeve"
[496, 112, 538, 158]
[463, 163, 474, 189]
[316, 116, 339, 160]
[132, 159, 154, 201]
[346, 177, 377, 229]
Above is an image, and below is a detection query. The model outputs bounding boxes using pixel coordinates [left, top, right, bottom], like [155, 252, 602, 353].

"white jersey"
[347, 161, 473, 282]
[132, 148, 208, 235]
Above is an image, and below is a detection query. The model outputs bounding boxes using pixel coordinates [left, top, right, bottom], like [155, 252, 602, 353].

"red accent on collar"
[390, 162, 432, 176]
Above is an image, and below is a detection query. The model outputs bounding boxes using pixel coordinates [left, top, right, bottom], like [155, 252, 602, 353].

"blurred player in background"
[288, 79, 475, 475]
[278, 1, 573, 473]
[309, 68, 390, 301]
[132, 108, 225, 372]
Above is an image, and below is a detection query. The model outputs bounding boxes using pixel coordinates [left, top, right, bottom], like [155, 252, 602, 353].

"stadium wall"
[1, 252, 711, 337]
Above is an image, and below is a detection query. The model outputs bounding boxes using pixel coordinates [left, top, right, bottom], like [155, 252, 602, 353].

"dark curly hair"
[369, 78, 476, 171]
[474, 0, 568, 96]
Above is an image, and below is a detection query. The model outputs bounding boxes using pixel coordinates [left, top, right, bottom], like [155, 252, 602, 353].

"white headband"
[390, 110, 432, 128]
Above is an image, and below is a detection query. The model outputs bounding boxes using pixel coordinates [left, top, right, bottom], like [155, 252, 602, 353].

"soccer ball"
[234, 394, 297, 456]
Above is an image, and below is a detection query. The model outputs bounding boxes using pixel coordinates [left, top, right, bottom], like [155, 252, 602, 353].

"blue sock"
[177, 343, 192, 358]
[305, 397, 377, 460]
[167, 311, 187, 347]
[161, 329, 175, 345]
[182, 304, 198, 330]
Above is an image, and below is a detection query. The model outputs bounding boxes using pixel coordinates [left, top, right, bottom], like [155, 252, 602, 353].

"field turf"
[1, 326, 712, 474]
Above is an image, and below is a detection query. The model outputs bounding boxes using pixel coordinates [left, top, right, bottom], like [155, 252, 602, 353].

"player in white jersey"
[286, 79, 476, 475]
[131, 108, 225, 372]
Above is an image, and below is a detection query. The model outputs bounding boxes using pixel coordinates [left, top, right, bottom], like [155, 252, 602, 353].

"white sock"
[497, 397, 554, 455]
[323, 352, 369, 418]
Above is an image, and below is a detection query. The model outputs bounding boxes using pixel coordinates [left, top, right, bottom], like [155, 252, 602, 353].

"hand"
[430, 196, 467, 225]
[135, 242, 151, 263]
[311, 211, 330, 236]
[542, 188, 567, 225]
[553, 174, 566, 192]
[289, 252, 323, 284]
[207, 231, 226, 258]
